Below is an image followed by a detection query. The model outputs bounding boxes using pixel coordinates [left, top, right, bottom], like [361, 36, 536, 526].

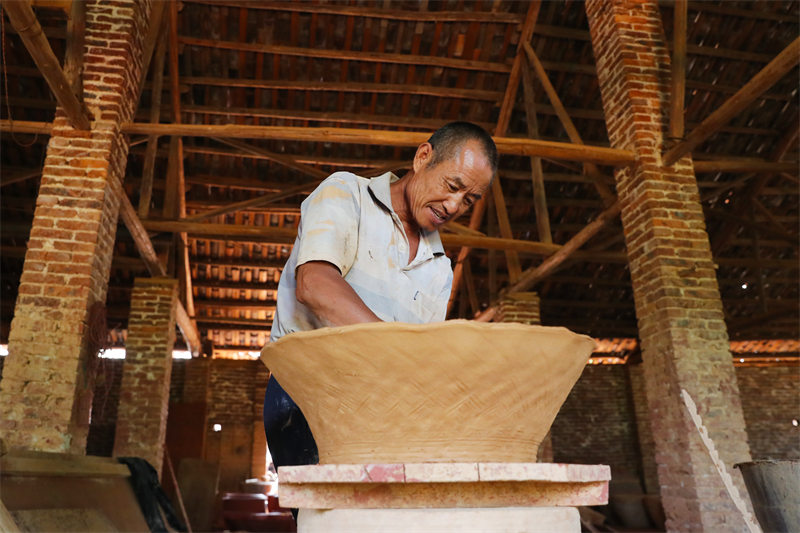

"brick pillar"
[113, 278, 178, 476]
[586, 2, 752, 530]
[495, 292, 552, 461]
[0, 1, 152, 453]
[628, 364, 659, 494]
[495, 292, 541, 325]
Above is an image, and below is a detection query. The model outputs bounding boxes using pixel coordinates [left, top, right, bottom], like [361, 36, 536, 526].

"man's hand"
[295, 261, 382, 327]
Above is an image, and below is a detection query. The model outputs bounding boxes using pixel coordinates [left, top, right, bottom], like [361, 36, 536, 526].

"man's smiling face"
[406, 139, 494, 232]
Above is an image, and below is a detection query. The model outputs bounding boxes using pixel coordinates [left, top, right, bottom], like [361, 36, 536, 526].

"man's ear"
[413, 142, 433, 173]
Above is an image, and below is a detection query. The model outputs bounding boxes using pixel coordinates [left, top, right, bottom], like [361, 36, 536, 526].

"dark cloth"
[263, 375, 318, 468]
[118, 457, 187, 533]
[263, 376, 319, 521]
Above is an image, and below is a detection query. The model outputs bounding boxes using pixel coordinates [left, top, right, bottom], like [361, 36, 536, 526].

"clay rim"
[262, 318, 597, 354]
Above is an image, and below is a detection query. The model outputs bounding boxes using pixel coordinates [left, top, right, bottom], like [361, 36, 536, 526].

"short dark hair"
[426, 121, 498, 174]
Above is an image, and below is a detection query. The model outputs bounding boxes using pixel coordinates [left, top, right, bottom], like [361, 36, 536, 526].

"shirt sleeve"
[432, 261, 454, 321]
[295, 173, 361, 276]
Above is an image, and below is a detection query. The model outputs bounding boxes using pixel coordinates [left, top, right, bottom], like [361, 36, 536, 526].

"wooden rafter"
[711, 120, 800, 253]
[117, 192, 202, 355]
[664, 36, 800, 165]
[448, 1, 542, 313]
[521, 58, 552, 244]
[179, 36, 511, 73]
[62, 0, 84, 97]
[183, 0, 525, 23]
[2, 0, 90, 129]
[522, 41, 615, 205]
[475, 201, 623, 322]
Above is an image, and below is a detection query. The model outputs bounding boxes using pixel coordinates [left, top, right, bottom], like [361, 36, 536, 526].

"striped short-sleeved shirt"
[269, 171, 453, 342]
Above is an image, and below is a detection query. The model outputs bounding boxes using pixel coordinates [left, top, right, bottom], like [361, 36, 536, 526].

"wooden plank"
[119, 123, 635, 165]
[668, 0, 687, 141]
[184, 0, 524, 23]
[664, 37, 800, 165]
[2, 0, 89, 129]
[179, 36, 512, 73]
[0, 168, 41, 187]
[521, 60, 552, 243]
[1, 450, 131, 477]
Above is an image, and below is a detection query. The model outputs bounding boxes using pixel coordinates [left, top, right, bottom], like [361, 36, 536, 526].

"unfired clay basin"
[260, 320, 595, 464]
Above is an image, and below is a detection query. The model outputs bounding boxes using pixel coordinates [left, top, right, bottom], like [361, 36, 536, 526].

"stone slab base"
[280, 462, 610, 509]
[298, 506, 579, 533]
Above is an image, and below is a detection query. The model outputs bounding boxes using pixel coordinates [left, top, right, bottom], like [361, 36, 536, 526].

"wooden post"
[2, 0, 90, 129]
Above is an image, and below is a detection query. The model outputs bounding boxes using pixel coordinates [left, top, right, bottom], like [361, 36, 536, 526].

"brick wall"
[737, 366, 800, 460]
[586, 1, 752, 529]
[551, 365, 643, 483]
[113, 278, 178, 476]
[0, 0, 153, 453]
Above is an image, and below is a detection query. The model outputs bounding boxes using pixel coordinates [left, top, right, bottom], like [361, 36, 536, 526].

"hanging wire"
[1, 10, 39, 147]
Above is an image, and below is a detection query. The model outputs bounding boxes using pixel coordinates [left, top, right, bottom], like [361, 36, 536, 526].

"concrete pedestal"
[279, 462, 610, 533]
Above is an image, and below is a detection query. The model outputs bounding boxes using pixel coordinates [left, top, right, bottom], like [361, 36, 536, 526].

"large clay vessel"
[260, 320, 595, 464]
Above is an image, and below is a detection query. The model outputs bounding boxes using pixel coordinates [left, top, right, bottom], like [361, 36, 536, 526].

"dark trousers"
[263, 376, 319, 470]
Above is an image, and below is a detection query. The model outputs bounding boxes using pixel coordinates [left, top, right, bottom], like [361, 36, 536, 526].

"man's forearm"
[296, 261, 382, 327]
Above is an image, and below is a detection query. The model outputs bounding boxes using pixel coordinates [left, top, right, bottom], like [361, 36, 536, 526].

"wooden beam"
[211, 138, 329, 179]
[179, 36, 511, 73]
[2, 0, 90, 129]
[448, 1, 542, 315]
[711, 120, 800, 253]
[117, 193, 202, 355]
[184, 179, 319, 222]
[183, 0, 525, 23]
[119, 123, 636, 165]
[664, 37, 800, 165]
[0, 119, 637, 166]
[138, 19, 168, 218]
[178, 77, 502, 101]
[668, 0, 687, 141]
[693, 159, 799, 174]
[521, 59, 552, 244]
[63, 0, 84, 97]
[0, 167, 41, 187]
[522, 41, 616, 205]
[179, 103, 494, 132]
[475, 201, 623, 321]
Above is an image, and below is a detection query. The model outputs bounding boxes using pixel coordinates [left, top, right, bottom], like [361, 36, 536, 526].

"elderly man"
[263, 121, 498, 472]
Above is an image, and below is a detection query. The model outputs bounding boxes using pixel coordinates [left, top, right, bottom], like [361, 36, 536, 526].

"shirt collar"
[368, 171, 446, 258]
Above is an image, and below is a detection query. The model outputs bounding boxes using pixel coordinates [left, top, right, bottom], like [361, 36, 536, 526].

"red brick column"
[586, 1, 752, 530]
[0, 1, 152, 452]
[113, 278, 178, 476]
[495, 292, 541, 325]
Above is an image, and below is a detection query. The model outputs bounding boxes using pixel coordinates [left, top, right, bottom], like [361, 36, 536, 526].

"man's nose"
[443, 195, 460, 215]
